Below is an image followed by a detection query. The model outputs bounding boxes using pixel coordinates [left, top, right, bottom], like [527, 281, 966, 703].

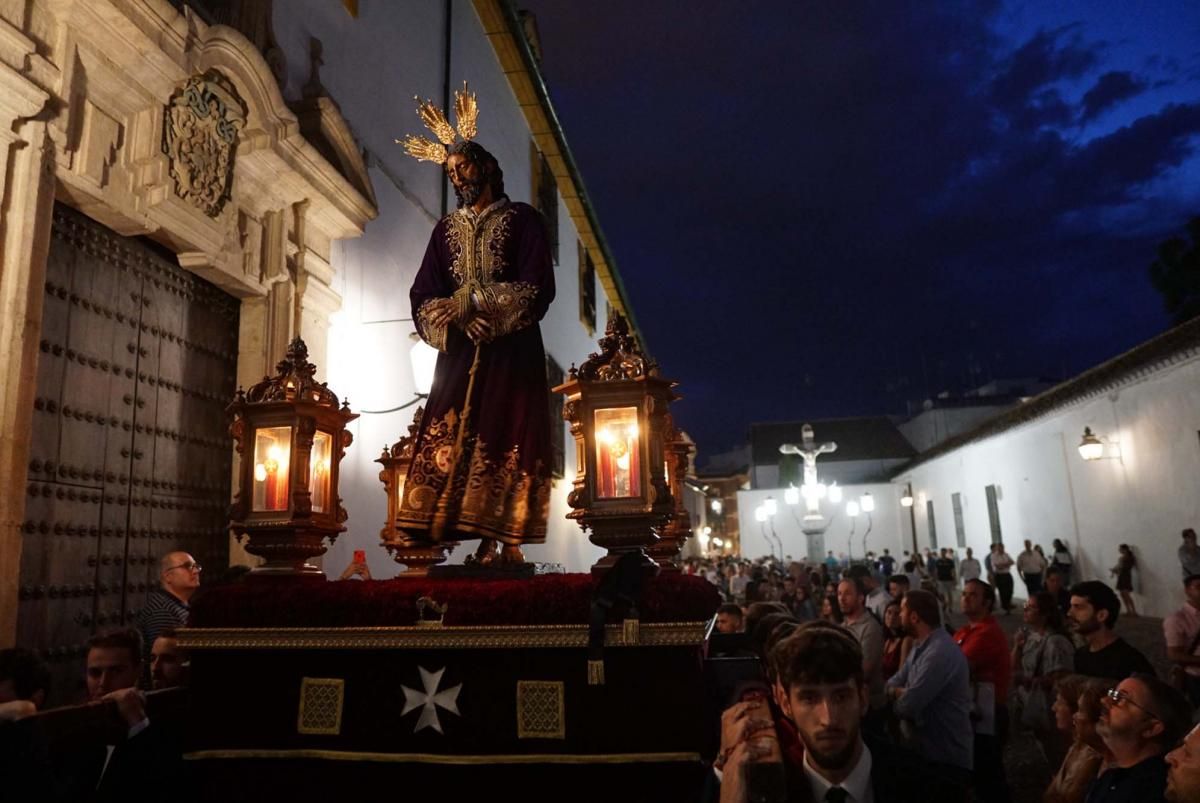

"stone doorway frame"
[0, 2, 377, 645]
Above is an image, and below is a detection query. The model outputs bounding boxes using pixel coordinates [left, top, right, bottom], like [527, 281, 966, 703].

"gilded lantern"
[648, 414, 694, 572]
[377, 406, 456, 575]
[554, 313, 679, 574]
[227, 337, 357, 577]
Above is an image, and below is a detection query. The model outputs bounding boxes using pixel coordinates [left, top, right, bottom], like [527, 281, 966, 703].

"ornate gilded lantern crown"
[572, 312, 650, 382]
[241, 338, 346, 407]
[396, 81, 479, 164]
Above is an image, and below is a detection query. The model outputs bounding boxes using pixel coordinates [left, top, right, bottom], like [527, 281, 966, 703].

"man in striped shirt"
[135, 552, 200, 659]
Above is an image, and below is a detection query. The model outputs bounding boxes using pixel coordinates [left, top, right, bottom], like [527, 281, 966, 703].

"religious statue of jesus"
[394, 84, 555, 566]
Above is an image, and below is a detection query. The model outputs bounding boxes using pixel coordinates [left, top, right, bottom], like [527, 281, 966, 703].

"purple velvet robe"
[397, 198, 555, 545]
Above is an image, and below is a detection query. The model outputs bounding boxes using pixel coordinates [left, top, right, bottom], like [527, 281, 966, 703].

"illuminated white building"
[895, 319, 1200, 617]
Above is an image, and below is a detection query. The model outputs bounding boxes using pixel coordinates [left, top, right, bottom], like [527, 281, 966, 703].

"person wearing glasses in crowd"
[135, 551, 201, 661]
[1085, 674, 1191, 803]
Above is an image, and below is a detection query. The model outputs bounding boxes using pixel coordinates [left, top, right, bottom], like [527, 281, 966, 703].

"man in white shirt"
[1016, 539, 1047, 597]
[959, 547, 982, 585]
[990, 543, 1015, 614]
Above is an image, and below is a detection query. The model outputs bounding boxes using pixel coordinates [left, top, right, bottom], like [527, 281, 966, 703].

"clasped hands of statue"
[424, 296, 496, 345]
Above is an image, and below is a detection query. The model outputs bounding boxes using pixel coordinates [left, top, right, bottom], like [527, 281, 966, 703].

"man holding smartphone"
[719, 622, 925, 802]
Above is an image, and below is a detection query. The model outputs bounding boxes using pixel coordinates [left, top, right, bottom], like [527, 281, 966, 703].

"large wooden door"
[18, 203, 239, 703]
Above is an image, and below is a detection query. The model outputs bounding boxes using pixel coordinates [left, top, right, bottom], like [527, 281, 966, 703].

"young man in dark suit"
[720, 621, 931, 802]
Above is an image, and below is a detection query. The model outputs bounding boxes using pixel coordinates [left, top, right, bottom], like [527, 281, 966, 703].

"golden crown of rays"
[396, 81, 479, 164]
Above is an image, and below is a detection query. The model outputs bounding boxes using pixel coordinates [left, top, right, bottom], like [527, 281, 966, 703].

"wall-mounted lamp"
[845, 500, 860, 517]
[360, 333, 438, 415]
[1078, 427, 1120, 461]
[900, 489, 914, 508]
[860, 493, 875, 513]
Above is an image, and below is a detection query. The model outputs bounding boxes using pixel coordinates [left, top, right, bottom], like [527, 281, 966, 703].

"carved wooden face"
[445, 152, 484, 202]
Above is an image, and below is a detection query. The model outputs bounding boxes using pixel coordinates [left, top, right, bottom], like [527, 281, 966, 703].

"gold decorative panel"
[297, 677, 345, 735]
[516, 680, 565, 740]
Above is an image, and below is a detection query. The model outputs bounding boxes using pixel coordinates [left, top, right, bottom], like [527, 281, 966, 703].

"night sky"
[521, 1, 1200, 462]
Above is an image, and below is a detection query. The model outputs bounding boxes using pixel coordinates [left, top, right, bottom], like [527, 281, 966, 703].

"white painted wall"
[896, 356, 1200, 617]
[273, 3, 609, 576]
[736, 484, 913, 565]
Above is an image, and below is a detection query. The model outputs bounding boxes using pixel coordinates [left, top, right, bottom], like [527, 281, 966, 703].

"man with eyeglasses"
[135, 552, 201, 662]
[1086, 673, 1191, 803]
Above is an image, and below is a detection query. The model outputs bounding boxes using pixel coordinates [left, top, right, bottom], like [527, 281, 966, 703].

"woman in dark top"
[1111, 543, 1138, 617]
[1051, 539, 1074, 582]
[881, 598, 912, 681]
[819, 593, 843, 625]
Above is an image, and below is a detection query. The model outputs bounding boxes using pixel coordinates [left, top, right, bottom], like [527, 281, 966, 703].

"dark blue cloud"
[989, 25, 1101, 130]
[1081, 70, 1149, 121]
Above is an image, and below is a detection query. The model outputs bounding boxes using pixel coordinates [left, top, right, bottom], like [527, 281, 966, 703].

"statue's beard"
[458, 177, 485, 206]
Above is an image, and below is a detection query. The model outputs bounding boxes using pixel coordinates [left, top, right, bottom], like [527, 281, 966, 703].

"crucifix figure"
[779, 424, 837, 519]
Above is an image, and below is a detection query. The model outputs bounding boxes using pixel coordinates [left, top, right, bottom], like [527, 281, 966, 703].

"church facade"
[0, 0, 636, 664]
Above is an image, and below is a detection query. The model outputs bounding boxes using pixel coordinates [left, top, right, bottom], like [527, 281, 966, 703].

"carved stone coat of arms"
[162, 70, 247, 217]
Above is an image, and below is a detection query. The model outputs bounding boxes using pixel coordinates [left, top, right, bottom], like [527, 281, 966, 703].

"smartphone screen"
[353, 550, 366, 564]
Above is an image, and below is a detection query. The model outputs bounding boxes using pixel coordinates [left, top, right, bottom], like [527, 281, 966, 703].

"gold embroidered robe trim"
[476, 281, 540, 338]
[416, 298, 450, 352]
[444, 199, 515, 286]
[396, 410, 551, 544]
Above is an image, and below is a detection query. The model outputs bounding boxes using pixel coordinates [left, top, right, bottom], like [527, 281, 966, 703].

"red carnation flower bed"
[188, 572, 720, 628]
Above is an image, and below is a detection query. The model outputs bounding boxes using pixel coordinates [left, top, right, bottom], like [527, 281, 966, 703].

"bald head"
[159, 551, 201, 603]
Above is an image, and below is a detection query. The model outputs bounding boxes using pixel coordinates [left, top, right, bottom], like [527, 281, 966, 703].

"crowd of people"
[4, 533, 1200, 801]
[0, 551, 201, 799]
[699, 530, 1200, 802]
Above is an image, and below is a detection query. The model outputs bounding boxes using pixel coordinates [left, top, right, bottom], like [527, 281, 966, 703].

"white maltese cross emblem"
[401, 666, 462, 734]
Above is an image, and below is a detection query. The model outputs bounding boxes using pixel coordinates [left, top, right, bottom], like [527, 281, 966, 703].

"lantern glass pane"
[309, 431, 333, 513]
[252, 426, 292, 511]
[594, 407, 640, 499]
